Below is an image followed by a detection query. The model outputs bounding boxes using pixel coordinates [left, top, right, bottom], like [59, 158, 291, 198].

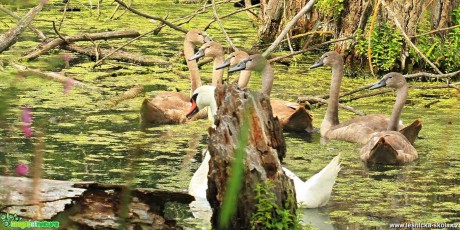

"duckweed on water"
[1, 0, 459, 228]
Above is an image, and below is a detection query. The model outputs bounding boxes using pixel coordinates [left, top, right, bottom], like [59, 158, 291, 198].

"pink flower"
[15, 163, 29, 176]
[64, 78, 75, 94]
[21, 107, 32, 123]
[22, 125, 33, 138]
[21, 107, 33, 138]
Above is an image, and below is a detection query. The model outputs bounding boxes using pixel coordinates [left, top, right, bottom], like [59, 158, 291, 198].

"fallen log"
[62, 43, 171, 66]
[0, 2, 46, 53]
[207, 84, 296, 229]
[0, 176, 193, 229]
[23, 30, 140, 61]
[11, 63, 101, 92]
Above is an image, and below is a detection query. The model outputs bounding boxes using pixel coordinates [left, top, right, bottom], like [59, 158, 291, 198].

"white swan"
[186, 84, 341, 208]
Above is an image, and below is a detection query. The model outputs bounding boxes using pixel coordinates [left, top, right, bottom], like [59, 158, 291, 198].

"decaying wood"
[0, 5, 46, 41]
[297, 96, 366, 116]
[23, 30, 140, 61]
[207, 84, 296, 229]
[11, 63, 101, 92]
[62, 43, 170, 66]
[0, 176, 193, 229]
[0, 2, 46, 53]
[113, 0, 188, 33]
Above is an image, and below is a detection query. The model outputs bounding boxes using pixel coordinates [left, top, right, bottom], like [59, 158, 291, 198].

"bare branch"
[381, 0, 443, 74]
[0, 5, 46, 41]
[411, 24, 460, 38]
[0, 2, 46, 53]
[203, 4, 260, 31]
[211, 0, 238, 51]
[268, 37, 353, 63]
[262, 0, 316, 58]
[297, 96, 366, 116]
[113, 0, 188, 33]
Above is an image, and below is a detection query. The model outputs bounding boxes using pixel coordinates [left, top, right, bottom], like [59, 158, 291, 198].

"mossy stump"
[207, 84, 296, 229]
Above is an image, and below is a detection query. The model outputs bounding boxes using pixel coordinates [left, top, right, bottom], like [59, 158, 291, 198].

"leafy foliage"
[251, 181, 312, 230]
[316, 0, 344, 18]
[411, 7, 460, 72]
[355, 21, 402, 71]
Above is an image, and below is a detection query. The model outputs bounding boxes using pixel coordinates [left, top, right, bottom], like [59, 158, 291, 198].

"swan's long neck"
[261, 63, 274, 96]
[184, 41, 201, 94]
[212, 55, 225, 87]
[237, 70, 251, 88]
[388, 85, 408, 131]
[321, 63, 343, 134]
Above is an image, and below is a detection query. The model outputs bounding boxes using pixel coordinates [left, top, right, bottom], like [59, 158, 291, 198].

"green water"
[1, 1, 459, 229]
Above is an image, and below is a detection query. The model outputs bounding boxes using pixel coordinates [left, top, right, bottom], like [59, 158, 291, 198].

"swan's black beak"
[188, 49, 205, 61]
[310, 58, 324, 69]
[186, 97, 199, 119]
[204, 35, 212, 43]
[215, 58, 231, 70]
[369, 78, 387, 90]
[228, 60, 247, 73]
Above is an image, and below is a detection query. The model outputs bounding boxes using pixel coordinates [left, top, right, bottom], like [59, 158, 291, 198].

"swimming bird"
[186, 84, 340, 208]
[218, 53, 313, 132]
[360, 73, 419, 164]
[140, 29, 212, 124]
[310, 51, 421, 144]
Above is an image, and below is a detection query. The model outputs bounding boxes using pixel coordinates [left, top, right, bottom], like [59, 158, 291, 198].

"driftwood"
[297, 96, 366, 116]
[23, 30, 141, 61]
[207, 84, 296, 228]
[0, 2, 46, 53]
[62, 43, 170, 66]
[0, 176, 193, 229]
[11, 63, 101, 92]
[0, 6, 46, 41]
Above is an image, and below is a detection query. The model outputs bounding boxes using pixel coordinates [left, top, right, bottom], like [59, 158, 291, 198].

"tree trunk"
[257, 0, 285, 45]
[207, 84, 295, 229]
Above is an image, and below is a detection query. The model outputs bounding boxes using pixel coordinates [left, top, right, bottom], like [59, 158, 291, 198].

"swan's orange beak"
[186, 99, 199, 119]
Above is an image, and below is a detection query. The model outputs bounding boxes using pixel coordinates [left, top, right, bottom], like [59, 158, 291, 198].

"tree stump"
[207, 84, 295, 229]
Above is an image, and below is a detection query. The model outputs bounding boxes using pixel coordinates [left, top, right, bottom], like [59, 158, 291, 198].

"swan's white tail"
[298, 154, 341, 208]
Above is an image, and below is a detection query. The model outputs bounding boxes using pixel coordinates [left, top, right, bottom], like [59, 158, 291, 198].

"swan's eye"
[324, 55, 328, 58]
[388, 76, 393, 79]
[198, 32, 202, 35]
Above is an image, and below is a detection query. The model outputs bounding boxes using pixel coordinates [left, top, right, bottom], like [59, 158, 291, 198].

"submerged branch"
[411, 25, 460, 38]
[63, 44, 170, 66]
[11, 63, 101, 92]
[23, 30, 140, 61]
